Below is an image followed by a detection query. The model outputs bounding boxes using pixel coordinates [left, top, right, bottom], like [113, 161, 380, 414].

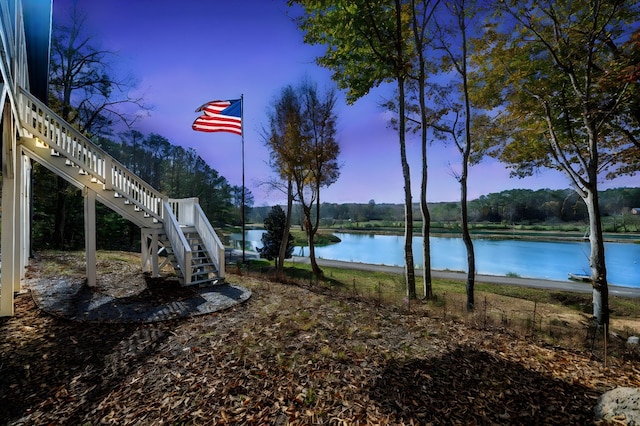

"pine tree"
[258, 206, 294, 266]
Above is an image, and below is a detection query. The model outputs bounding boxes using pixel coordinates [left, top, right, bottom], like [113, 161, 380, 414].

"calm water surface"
[242, 230, 640, 288]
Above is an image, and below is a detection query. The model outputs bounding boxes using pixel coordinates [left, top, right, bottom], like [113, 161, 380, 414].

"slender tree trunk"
[584, 186, 609, 327]
[460, 170, 475, 311]
[390, 0, 415, 300]
[421, 134, 433, 300]
[309, 184, 324, 278]
[460, 0, 475, 311]
[307, 233, 322, 278]
[305, 206, 323, 278]
[399, 77, 416, 300]
[277, 179, 293, 275]
[412, 0, 433, 300]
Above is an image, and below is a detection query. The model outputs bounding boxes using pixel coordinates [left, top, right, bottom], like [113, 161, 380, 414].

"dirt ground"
[1, 251, 640, 425]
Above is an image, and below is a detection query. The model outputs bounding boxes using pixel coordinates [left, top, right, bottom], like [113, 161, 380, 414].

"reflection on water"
[238, 230, 640, 288]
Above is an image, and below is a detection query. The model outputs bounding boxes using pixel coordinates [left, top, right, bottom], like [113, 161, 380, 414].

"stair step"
[186, 277, 225, 287]
[189, 264, 212, 272]
[154, 229, 224, 287]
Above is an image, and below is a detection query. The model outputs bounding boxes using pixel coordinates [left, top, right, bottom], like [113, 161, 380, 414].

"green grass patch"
[274, 261, 640, 318]
[290, 230, 342, 246]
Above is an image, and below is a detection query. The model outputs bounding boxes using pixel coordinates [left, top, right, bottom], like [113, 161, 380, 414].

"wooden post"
[84, 187, 97, 287]
[1, 97, 18, 316]
[150, 229, 159, 277]
[20, 154, 31, 278]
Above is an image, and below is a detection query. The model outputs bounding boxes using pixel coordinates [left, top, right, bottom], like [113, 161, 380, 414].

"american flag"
[192, 99, 242, 135]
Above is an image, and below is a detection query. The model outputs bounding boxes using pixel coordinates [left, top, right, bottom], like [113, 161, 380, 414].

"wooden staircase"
[16, 87, 225, 286]
[160, 227, 222, 286]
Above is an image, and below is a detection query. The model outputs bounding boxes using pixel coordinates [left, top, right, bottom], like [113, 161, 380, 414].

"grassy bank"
[244, 258, 640, 350]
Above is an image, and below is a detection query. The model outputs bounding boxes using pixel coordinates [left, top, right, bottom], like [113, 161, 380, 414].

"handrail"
[18, 87, 165, 221]
[169, 197, 225, 279]
[162, 201, 192, 286]
[193, 202, 226, 279]
[168, 197, 197, 226]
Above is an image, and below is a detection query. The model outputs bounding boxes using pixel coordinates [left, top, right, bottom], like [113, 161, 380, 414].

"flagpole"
[241, 94, 246, 264]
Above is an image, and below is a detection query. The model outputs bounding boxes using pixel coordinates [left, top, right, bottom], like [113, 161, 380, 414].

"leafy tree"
[231, 185, 255, 226]
[258, 205, 294, 266]
[477, 0, 640, 326]
[290, 0, 418, 298]
[407, 0, 441, 300]
[430, 0, 487, 310]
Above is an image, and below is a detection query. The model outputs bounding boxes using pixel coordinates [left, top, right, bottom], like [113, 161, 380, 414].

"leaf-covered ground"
[1, 256, 640, 425]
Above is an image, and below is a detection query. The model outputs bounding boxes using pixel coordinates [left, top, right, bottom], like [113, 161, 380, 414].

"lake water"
[240, 230, 640, 288]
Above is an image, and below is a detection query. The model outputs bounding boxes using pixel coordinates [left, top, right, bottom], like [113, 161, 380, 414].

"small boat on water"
[568, 273, 591, 282]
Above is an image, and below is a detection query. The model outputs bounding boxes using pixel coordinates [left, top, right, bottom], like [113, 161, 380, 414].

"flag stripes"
[192, 99, 242, 135]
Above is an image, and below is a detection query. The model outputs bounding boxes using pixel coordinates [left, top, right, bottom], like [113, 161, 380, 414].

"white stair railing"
[169, 197, 226, 279]
[18, 87, 225, 285]
[162, 201, 193, 286]
[194, 202, 226, 279]
[18, 87, 165, 221]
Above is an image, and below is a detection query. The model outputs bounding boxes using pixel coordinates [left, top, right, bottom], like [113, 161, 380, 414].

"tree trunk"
[277, 179, 293, 275]
[305, 208, 323, 279]
[584, 187, 609, 326]
[460, 7, 475, 312]
[310, 181, 324, 279]
[399, 77, 416, 300]
[410, 0, 436, 301]
[421, 136, 433, 300]
[307, 231, 323, 278]
[392, 0, 415, 300]
[461, 171, 475, 311]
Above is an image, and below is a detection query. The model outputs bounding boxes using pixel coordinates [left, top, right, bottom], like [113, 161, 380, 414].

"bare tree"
[263, 81, 340, 278]
[46, 2, 149, 249]
[263, 86, 302, 275]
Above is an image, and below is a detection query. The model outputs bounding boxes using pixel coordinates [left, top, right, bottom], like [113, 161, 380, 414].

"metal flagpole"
[241, 94, 246, 264]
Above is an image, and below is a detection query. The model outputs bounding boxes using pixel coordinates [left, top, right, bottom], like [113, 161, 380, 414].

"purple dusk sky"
[52, 0, 636, 206]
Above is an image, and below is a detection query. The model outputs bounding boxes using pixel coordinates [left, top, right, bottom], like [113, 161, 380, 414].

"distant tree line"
[249, 188, 640, 229]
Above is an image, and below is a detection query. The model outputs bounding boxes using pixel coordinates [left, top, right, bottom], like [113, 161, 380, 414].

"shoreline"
[290, 256, 640, 298]
[325, 228, 640, 244]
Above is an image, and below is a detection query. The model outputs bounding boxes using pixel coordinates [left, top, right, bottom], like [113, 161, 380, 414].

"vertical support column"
[22, 155, 32, 275]
[151, 230, 159, 277]
[13, 147, 25, 288]
[1, 98, 17, 316]
[84, 187, 97, 287]
[141, 228, 149, 272]
[140, 228, 160, 277]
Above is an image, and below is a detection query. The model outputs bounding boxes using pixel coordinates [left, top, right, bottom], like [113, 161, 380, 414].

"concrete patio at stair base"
[26, 277, 251, 323]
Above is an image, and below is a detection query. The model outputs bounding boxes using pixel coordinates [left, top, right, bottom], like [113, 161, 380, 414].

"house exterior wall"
[0, 0, 51, 316]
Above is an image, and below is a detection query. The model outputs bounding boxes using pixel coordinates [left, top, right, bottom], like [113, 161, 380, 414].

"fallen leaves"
[1, 254, 640, 424]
